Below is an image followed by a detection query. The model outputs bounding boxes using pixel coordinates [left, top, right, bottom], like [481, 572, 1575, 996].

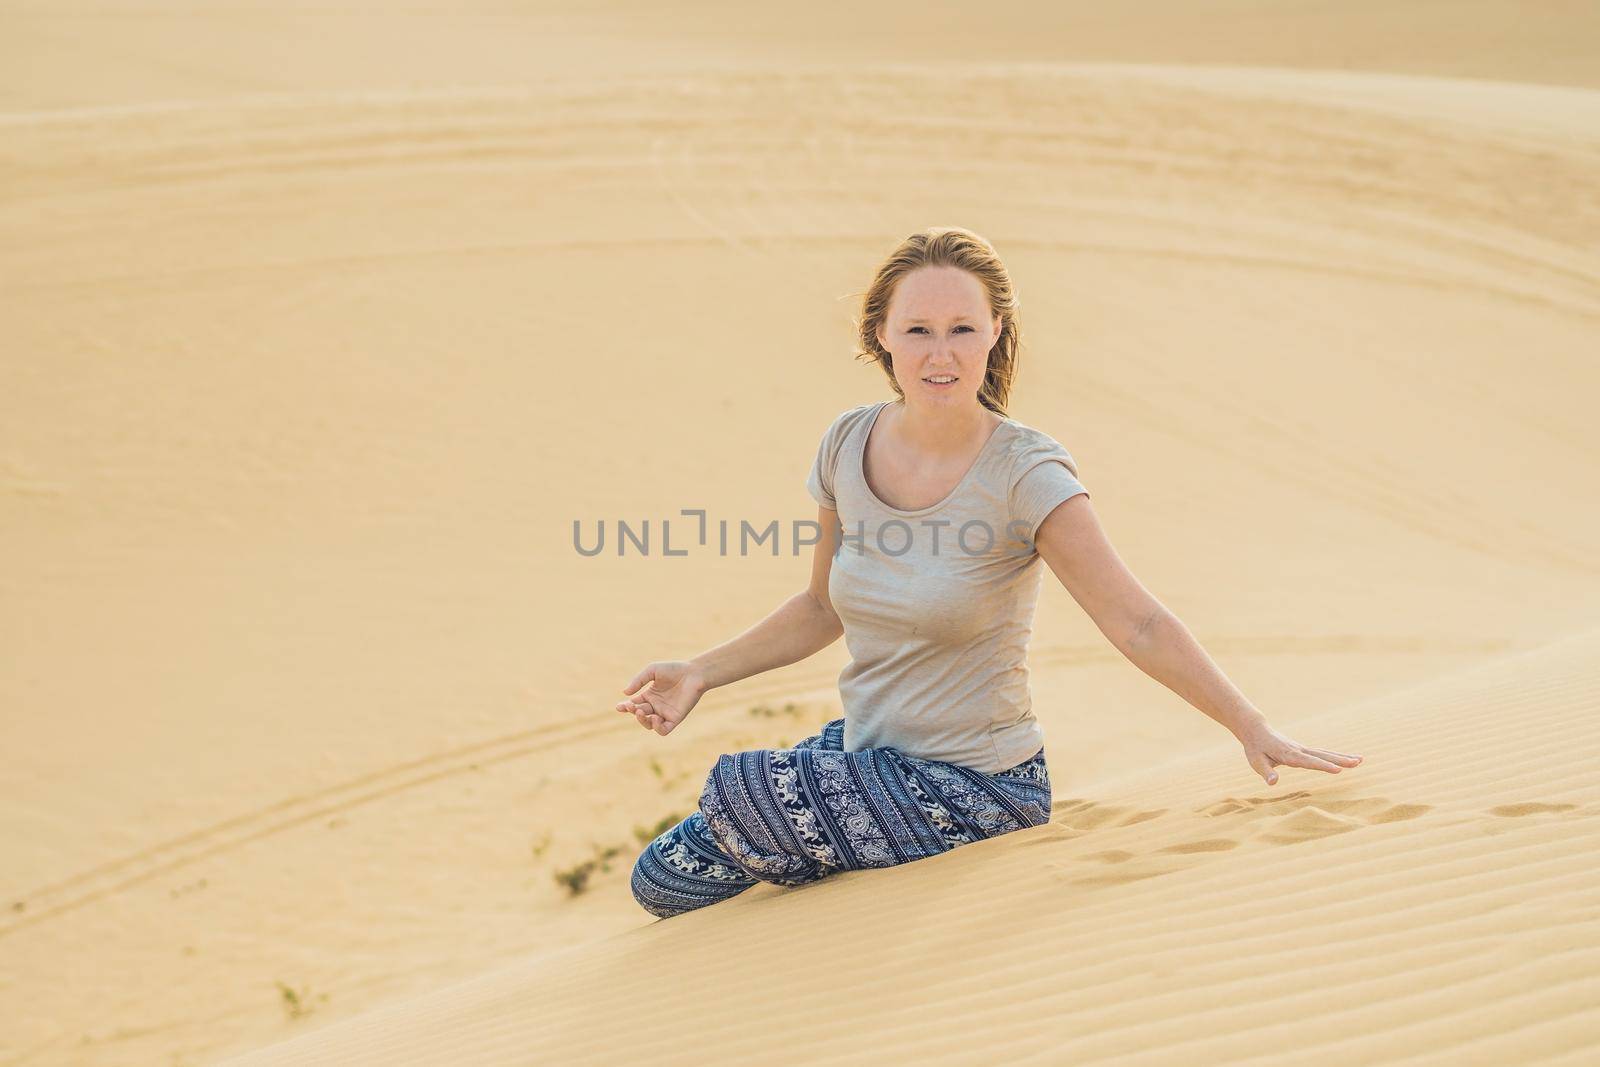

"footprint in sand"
[1486, 802, 1580, 818]
[1080, 849, 1137, 864]
[1197, 794, 1432, 845]
[1053, 798, 1168, 829]
[1474, 801, 1588, 835]
[1157, 838, 1239, 854]
[1055, 840, 1243, 888]
[1043, 794, 1431, 888]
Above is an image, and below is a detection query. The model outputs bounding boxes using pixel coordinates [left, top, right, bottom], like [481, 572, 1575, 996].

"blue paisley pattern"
[631, 718, 1051, 919]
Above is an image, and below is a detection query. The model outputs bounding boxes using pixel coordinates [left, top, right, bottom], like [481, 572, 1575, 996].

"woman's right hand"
[617, 660, 708, 736]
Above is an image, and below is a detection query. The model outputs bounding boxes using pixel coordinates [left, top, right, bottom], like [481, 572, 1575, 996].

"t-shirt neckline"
[857, 399, 1013, 517]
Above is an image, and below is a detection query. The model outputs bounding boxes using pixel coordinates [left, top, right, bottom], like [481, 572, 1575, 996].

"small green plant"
[552, 860, 596, 895]
[633, 812, 683, 844]
[553, 843, 627, 896]
[648, 756, 666, 779]
[750, 701, 801, 718]
[275, 980, 328, 1020]
[529, 831, 553, 859]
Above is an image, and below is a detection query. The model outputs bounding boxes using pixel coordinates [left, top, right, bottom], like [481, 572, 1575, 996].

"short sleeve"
[804, 406, 862, 510]
[805, 431, 836, 509]
[1010, 441, 1089, 543]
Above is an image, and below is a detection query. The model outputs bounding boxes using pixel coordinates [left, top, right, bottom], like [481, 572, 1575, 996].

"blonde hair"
[853, 226, 1021, 416]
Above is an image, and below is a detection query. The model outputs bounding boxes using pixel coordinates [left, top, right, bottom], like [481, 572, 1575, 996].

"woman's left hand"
[1235, 721, 1363, 786]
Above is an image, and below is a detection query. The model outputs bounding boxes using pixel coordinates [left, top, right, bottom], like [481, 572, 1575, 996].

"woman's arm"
[692, 503, 845, 689]
[619, 505, 845, 735]
[1031, 494, 1363, 784]
[690, 589, 842, 690]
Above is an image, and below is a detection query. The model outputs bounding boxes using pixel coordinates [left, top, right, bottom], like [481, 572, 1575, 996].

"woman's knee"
[630, 845, 689, 919]
[630, 815, 754, 919]
[698, 756, 823, 886]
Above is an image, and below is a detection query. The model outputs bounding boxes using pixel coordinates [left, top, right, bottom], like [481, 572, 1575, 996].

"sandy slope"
[219, 625, 1600, 1065]
[2, 5, 1598, 1066]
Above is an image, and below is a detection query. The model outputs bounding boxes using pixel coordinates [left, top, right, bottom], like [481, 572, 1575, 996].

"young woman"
[624, 226, 1363, 919]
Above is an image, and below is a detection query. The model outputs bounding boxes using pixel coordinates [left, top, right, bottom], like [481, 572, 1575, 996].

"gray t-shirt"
[805, 399, 1090, 773]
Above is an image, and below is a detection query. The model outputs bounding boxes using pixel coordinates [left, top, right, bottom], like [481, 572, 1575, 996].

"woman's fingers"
[614, 696, 650, 725]
[614, 693, 678, 736]
[1280, 746, 1345, 773]
[1247, 730, 1365, 785]
[622, 666, 655, 697]
[1247, 748, 1278, 785]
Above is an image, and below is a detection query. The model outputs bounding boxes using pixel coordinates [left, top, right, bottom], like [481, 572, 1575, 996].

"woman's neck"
[888, 398, 998, 458]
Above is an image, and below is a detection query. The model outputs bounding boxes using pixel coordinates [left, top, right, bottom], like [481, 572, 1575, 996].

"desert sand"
[2, 3, 1598, 1065]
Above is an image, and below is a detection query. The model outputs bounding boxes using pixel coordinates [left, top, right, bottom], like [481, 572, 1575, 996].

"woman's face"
[876, 265, 1002, 410]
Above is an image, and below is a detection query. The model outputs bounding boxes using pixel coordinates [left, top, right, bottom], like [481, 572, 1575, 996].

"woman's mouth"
[923, 375, 958, 389]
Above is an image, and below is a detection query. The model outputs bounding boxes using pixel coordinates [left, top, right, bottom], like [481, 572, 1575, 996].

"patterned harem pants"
[630, 717, 1052, 919]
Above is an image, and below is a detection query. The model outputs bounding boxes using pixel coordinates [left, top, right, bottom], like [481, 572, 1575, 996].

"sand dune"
[217, 625, 1600, 1064]
[3, 5, 1599, 1065]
